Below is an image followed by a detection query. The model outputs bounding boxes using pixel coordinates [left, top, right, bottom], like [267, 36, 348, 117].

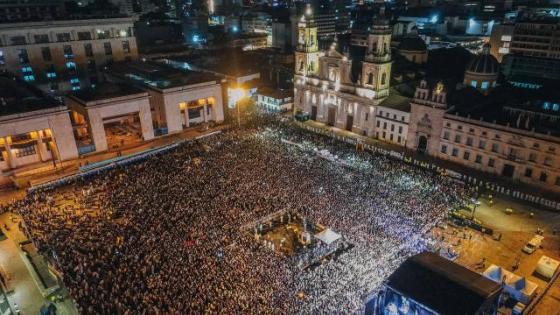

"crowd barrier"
[28, 131, 222, 193]
[299, 124, 560, 211]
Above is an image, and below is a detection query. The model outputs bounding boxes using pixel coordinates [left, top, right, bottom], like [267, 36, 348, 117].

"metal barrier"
[29, 131, 222, 193]
[300, 123, 560, 211]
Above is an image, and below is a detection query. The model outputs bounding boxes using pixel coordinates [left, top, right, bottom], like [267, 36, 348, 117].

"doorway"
[311, 105, 317, 120]
[417, 135, 428, 153]
[327, 107, 336, 126]
[345, 115, 353, 131]
[502, 164, 515, 178]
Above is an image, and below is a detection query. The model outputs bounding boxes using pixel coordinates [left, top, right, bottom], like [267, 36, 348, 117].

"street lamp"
[230, 87, 247, 128]
[471, 198, 481, 218]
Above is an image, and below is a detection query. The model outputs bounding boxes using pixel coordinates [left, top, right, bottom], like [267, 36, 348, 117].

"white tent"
[314, 228, 341, 245]
[483, 265, 538, 304]
[535, 255, 559, 279]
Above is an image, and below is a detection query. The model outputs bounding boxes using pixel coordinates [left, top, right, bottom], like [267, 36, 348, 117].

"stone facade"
[294, 7, 393, 136]
[407, 80, 560, 193]
[0, 107, 79, 172]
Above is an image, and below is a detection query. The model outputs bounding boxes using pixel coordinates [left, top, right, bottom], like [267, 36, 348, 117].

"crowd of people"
[6, 116, 471, 314]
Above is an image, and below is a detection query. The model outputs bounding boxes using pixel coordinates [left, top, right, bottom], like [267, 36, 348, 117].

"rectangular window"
[398, 136, 401, 143]
[56, 33, 71, 42]
[383, 122, 387, 129]
[555, 177, 560, 186]
[10, 36, 26, 45]
[441, 145, 448, 154]
[398, 126, 403, 134]
[97, 30, 111, 39]
[528, 153, 537, 162]
[466, 137, 473, 146]
[84, 43, 94, 57]
[540, 172, 548, 182]
[382, 131, 386, 138]
[104, 42, 112, 56]
[34, 34, 50, 44]
[478, 140, 486, 149]
[454, 135, 461, 143]
[525, 168, 533, 178]
[122, 40, 130, 53]
[390, 124, 395, 132]
[390, 134, 394, 141]
[63, 45, 73, 58]
[463, 151, 470, 160]
[15, 145, 36, 158]
[41, 47, 52, 61]
[443, 131, 450, 140]
[491, 143, 499, 153]
[188, 107, 201, 118]
[376, 121, 380, 128]
[365, 113, 369, 121]
[475, 155, 482, 164]
[452, 148, 458, 157]
[78, 31, 92, 41]
[488, 158, 495, 167]
[17, 49, 29, 64]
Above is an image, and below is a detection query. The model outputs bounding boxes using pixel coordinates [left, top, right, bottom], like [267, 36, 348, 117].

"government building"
[293, 8, 560, 194]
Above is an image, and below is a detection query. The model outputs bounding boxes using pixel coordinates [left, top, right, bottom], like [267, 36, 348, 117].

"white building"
[294, 6, 394, 136]
[407, 80, 560, 193]
[0, 74, 78, 185]
[0, 17, 138, 94]
[67, 83, 154, 154]
[256, 88, 293, 112]
[105, 61, 225, 135]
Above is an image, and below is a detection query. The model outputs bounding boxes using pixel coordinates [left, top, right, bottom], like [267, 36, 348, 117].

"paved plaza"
[0, 118, 558, 314]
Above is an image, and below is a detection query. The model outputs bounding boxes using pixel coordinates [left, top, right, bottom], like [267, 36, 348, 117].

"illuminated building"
[463, 44, 499, 95]
[294, 6, 393, 136]
[407, 79, 560, 193]
[104, 61, 224, 135]
[0, 73, 78, 185]
[0, 17, 138, 94]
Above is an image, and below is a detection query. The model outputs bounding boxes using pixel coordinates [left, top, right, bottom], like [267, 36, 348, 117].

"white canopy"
[536, 255, 560, 279]
[314, 228, 341, 245]
[483, 265, 537, 304]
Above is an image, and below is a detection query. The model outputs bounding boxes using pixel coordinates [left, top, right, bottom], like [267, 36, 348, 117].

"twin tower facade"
[294, 6, 392, 136]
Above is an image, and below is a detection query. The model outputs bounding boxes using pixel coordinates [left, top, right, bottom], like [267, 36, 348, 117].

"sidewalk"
[0, 212, 79, 315]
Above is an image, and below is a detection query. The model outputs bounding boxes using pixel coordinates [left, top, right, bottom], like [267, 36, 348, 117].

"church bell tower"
[361, 6, 392, 99]
[294, 5, 320, 77]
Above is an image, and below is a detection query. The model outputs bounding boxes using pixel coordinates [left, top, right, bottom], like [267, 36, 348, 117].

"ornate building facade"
[294, 7, 392, 136]
[407, 80, 560, 193]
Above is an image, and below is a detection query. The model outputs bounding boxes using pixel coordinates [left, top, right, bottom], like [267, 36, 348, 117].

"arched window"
[367, 73, 374, 85]
[381, 73, 386, 85]
[299, 61, 304, 72]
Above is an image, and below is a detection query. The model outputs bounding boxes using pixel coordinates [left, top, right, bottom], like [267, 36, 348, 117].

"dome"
[398, 36, 427, 51]
[466, 45, 499, 75]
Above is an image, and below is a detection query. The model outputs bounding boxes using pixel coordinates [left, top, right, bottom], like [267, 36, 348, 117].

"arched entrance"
[417, 135, 428, 153]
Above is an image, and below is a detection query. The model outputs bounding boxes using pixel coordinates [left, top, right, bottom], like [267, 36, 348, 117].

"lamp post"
[471, 198, 481, 218]
[230, 87, 246, 129]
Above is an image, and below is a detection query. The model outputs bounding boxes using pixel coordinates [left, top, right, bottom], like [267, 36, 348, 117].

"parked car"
[522, 235, 544, 254]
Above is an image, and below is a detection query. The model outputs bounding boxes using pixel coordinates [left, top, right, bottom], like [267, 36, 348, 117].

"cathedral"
[294, 6, 392, 136]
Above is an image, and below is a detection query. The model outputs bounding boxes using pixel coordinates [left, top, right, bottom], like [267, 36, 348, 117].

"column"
[203, 104, 208, 123]
[4, 137, 16, 169]
[36, 130, 49, 162]
[184, 107, 190, 128]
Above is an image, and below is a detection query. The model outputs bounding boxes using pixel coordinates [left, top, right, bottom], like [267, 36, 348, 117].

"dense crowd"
[7, 116, 470, 314]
